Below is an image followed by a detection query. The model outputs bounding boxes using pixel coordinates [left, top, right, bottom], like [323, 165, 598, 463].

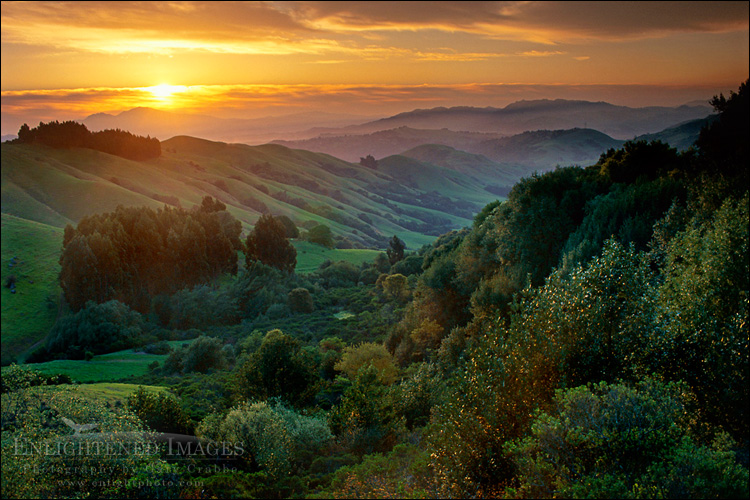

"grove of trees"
[14, 120, 161, 160]
[59, 197, 241, 312]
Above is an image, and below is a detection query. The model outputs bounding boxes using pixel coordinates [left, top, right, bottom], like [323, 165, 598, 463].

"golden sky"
[1, 1, 748, 133]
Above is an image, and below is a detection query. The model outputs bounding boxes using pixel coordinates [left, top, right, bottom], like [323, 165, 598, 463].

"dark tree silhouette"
[359, 154, 378, 169]
[696, 78, 749, 185]
[274, 214, 300, 239]
[387, 235, 406, 265]
[306, 224, 334, 248]
[13, 121, 160, 160]
[245, 214, 297, 274]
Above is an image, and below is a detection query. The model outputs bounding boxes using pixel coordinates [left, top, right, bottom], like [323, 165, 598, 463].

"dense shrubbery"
[197, 399, 332, 479]
[508, 379, 748, 499]
[47, 299, 148, 356]
[419, 80, 750, 497]
[127, 386, 193, 434]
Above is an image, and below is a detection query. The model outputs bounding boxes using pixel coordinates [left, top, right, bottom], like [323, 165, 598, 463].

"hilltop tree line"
[13, 120, 161, 160]
[3, 80, 747, 499]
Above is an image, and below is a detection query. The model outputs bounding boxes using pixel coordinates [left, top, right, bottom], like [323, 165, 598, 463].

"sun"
[147, 84, 188, 100]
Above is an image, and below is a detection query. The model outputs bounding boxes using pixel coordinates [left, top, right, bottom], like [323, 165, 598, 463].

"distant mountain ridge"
[276, 117, 711, 172]
[353, 99, 712, 138]
[5, 99, 716, 254]
[79, 98, 713, 149]
[272, 127, 507, 162]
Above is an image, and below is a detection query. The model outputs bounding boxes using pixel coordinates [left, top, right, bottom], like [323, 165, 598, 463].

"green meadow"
[60, 382, 169, 405]
[1, 213, 64, 364]
[7, 340, 195, 383]
[293, 240, 382, 273]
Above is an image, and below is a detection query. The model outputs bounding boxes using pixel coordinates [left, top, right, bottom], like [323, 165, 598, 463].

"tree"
[382, 273, 409, 302]
[386, 235, 406, 265]
[373, 252, 391, 273]
[13, 121, 160, 160]
[274, 215, 300, 238]
[234, 329, 320, 407]
[58, 204, 241, 314]
[305, 224, 334, 248]
[245, 214, 297, 273]
[359, 154, 378, 169]
[196, 400, 331, 479]
[653, 194, 749, 441]
[127, 387, 192, 434]
[182, 335, 227, 373]
[199, 195, 226, 213]
[696, 79, 749, 180]
[335, 342, 398, 385]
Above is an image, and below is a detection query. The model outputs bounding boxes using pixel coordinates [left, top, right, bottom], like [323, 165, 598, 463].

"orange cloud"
[4, 1, 746, 57]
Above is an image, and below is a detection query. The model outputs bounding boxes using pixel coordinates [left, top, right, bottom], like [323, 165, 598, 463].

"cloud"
[288, 1, 749, 41]
[0, 1, 319, 55]
[4, 1, 746, 59]
[519, 50, 566, 57]
[513, 1, 749, 40]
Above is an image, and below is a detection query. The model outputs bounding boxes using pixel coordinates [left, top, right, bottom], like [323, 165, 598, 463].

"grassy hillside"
[474, 128, 625, 169]
[1, 214, 63, 364]
[2, 138, 501, 250]
[634, 115, 713, 151]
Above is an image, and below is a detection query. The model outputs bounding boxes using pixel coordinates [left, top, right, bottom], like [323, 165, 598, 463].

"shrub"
[127, 386, 192, 434]
[507, 378, 749, 499]
[335, 342, 398, 385]
[288, 287, 314, 314]
[196, 400, 332, 478]
[182, 335, 227, 373]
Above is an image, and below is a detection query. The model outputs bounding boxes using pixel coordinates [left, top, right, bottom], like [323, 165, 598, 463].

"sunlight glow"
[145, 84, 188, 101]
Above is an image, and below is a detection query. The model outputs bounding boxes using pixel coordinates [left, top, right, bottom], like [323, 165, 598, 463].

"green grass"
[15, 340, 194, 383]
[61, 382, 168, 405]
[293, 240, 382, 273]
[1, 214, 64, 364]
[333, 311, 355, 320]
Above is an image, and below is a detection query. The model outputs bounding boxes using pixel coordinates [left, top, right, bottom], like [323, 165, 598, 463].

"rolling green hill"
[399, 143, 527, 185]
[634, 116, 714, 151]
[474, 128, 625, 169]
[2, 137, 501, 249]
[1, 214, 63, 364]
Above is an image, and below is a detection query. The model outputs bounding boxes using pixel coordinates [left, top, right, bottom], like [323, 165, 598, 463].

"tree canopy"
[245, 214, 297, 273]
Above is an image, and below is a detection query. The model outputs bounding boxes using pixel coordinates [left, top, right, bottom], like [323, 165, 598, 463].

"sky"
[1, 1, 748, 134]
